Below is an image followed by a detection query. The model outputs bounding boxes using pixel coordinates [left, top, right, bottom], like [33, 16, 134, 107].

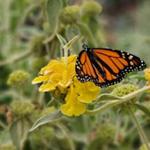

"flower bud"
[140, 143, 150, 150]
[88, 123, 116, 150]
[80, 0, 102, 17]
[60, 5, 80, 24]
[111, 84, 138, 97]
[0, 143, 16, 150]
[7, 70, 30, 88]
[112, 84, 138, 113]
[30, 126, 54, 148]
[11, 100, 34, 117]
[96, 123, 116, 144]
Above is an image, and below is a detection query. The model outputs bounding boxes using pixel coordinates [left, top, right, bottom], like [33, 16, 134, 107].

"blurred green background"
[0, 0, 150, 150]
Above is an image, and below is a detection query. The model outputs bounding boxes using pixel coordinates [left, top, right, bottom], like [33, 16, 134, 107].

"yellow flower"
[60, 77, 100, 116]
[144, 68, 150, 81]
[32, 54, 100, 116]
[32, 55, 76, 92]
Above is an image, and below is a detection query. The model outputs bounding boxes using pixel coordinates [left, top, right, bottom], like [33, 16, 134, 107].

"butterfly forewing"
[76, 51, 98, 82]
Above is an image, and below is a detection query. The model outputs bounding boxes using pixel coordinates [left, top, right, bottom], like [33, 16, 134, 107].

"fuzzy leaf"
[135, 103, 150, 117]
[0, 130, 11, 143]
[46, 0, 63, 33]
[29, 110, 62, 132]
[97, 93, 121, 101]
[10, 118, 30, 150]
[57, 34, 67, 48]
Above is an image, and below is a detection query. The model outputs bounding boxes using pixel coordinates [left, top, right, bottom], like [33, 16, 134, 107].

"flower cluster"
[7, 70, 30, 88]
[60, 1, 102, 24]
[32, 55, 100, 116]
[111, 84, 138, 97]
[11, 100, 34, 117]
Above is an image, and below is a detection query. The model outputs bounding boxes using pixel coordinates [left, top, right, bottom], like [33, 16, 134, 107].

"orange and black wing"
[75, 48, 146, 87]
[75, 50, 107, 86]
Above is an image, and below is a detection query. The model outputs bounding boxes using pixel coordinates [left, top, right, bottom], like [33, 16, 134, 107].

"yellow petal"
[58, 70, 72, 88]
[74, 78, 100, 103]
[33, 55, 77, 93]
[39, 82, 56, 92]
[67, 61, 76, 77]
[60, 85, 86, 116]
[49, 73, 62, 84]
[66, 55, 77, 64]
[32, 76, 49, 84]
[40, 59, 64, 75]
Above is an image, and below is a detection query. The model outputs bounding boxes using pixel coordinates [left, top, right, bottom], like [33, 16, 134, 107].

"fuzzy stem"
[0, 49, 33, 67]
[77, 22, 97, 46]
[63, 35, 79, 64]
[56, 123, 75, 150]
[1, 0, 12, 55]
[0, 120, 7, 129]
[86, 86, 150, 115]
[128, 105, 150, 150]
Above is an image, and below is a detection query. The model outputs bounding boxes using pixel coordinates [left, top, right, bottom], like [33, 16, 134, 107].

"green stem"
[62, 35, 79, 65]
[86, 86, 150, 115]
[16, 3, 40, 30]
[56, 123, 75, 150]
[128, 105, 150, 150]
[38, 93, 44, 106]
[1, 0, 12, 56]
[77, 22, 97, 46]
[0, 49, 33, 66]
[0, 120, 7, 129]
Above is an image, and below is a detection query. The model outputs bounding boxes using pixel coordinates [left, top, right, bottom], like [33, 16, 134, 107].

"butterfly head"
[82, 43, 89, 51]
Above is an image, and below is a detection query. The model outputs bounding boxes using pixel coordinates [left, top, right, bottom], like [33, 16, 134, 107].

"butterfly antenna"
[82, 43, 89, 51]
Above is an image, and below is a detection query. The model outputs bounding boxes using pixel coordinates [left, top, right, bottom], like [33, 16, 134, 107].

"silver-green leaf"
[46, 0, 63, 33]
[29, 110, 62, 132]
[97, 93, 122, 101]
[135, 103, 150, 117]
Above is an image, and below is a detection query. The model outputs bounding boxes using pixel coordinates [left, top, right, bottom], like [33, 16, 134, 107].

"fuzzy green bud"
[49, 136, 72, 150]
[96, 123, 116, 144]
[30, 126, 54, 146]
[60, 5, 80, 24]
[7, 70, 30, 88]
[140, 143, 150, 150]
[111, 84, 138, 97]
[80, 0, 102, 17]
[112, 84, 138, 113]
[11, 100, 34, 117]
[88, 123, 116, 150]
[0, 143, 16, 150]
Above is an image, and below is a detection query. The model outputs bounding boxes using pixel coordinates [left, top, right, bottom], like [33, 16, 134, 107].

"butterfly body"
[76, 45, 146, 87]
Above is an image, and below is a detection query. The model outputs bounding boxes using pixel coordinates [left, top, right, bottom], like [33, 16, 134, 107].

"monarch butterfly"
[75, 44, 146, 87]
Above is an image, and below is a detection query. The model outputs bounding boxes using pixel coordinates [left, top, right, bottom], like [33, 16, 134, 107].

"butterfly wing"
[76, 48, 146, 87]
[76, 50, 107, 86]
